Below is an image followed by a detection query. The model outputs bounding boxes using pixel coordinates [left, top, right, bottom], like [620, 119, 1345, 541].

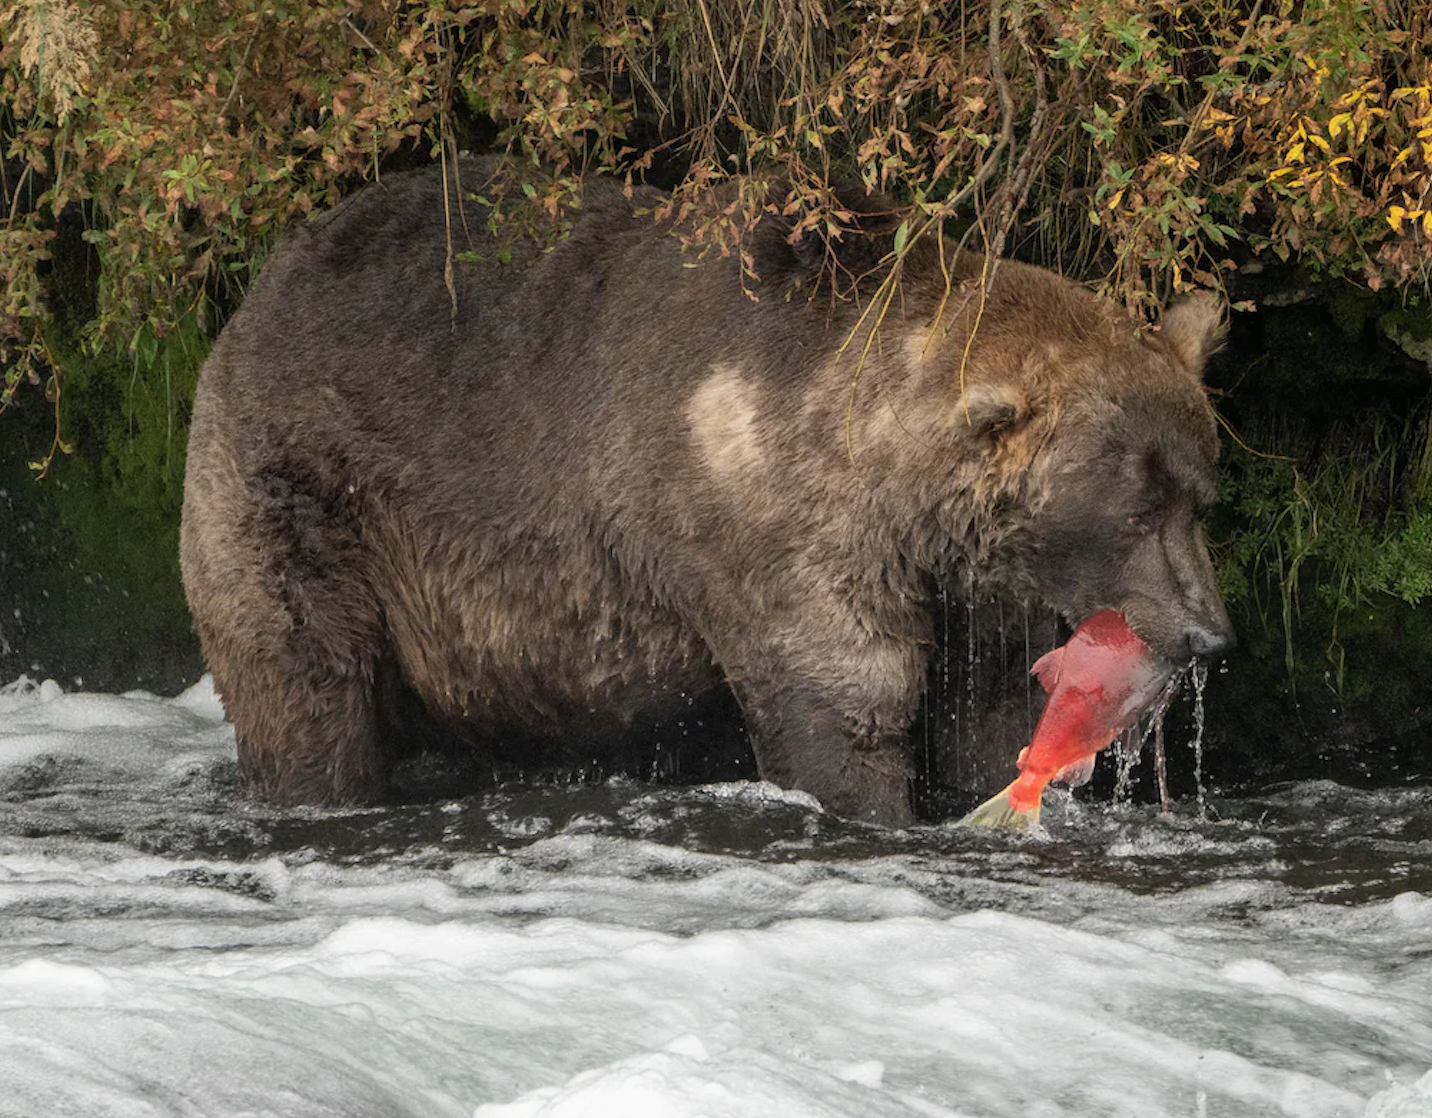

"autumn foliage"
[1, 0, 1430, 421]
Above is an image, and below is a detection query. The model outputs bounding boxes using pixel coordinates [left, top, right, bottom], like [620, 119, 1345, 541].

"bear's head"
[945, 278, 1234, 666]
[748, 197, 1233, 667]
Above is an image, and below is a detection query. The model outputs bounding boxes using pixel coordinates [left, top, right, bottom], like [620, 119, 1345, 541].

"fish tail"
[958, 781, 1042, 831]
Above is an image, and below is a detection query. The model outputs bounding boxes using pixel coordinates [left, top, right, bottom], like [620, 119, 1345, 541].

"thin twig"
[693, 0, 733, 116]
[7, 163, 33, 228]
[1215, 408, 1297, 461]
[987, 12, 1052, 265]
[1177, 0, 1264, 158]
[437, 33, 458, 329]
[958, 234, 993, 420]
[841, 263, 902, 464]
[935, 0, 1015, 218]
[216, 35, 256, 125]
[339, 15, 381, 56]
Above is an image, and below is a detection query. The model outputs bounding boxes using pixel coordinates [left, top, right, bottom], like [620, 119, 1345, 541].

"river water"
[1, 675, 1430, 1117]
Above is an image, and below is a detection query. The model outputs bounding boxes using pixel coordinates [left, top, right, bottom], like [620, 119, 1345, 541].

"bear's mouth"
[1069, 596, 1228, 668]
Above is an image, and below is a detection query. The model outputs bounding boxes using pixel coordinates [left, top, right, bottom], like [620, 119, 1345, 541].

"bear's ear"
[957, 382, 1033, 443]
[1159, 292, 1226, 375]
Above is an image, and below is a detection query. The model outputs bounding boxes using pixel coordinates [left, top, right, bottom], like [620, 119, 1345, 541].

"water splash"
[1113, 726, 1142, 803]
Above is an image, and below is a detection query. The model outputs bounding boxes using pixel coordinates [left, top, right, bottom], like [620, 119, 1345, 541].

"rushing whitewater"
[1, 675, 1430, 1117]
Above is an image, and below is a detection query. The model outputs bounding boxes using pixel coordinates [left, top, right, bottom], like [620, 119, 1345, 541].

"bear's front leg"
[718, 632, 925, 826]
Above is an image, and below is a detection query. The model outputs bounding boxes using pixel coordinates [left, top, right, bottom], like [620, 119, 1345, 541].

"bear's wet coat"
[181, 157, 1232, 824]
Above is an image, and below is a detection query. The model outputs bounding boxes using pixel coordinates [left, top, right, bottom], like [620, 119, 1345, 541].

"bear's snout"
[1184, 619, 1235, 660]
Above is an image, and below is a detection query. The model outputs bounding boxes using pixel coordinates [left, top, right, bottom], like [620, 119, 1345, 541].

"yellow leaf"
[1308, 134, 1331, 153]
[1287, 142, 1306, 163]
[1388, 204, 1406, 232]
[1424, 211, 1432, 238]
[1328, 112, 1352, 139]
[1107, 188, 1126, 210]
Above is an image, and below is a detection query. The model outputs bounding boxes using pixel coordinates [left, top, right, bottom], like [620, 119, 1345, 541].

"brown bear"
[179, 156, 1233, 826]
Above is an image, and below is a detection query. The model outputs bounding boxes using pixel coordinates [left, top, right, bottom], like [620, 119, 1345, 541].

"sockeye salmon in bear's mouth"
[961, 611, 1176, 830]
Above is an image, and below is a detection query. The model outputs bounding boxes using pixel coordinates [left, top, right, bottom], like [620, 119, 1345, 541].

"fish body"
[961, 610, 1174, 830]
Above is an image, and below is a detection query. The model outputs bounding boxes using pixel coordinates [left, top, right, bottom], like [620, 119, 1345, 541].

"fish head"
[1065, 611, 1183, 723]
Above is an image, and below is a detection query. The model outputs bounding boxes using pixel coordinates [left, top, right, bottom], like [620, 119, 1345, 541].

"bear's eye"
[1127, 512, 1154, 533]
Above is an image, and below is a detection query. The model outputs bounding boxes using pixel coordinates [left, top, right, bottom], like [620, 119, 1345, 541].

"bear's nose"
[1186, 622, 1235, 660]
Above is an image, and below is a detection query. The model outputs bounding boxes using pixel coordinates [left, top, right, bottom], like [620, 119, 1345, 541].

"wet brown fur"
[180, 156, 1232, 825]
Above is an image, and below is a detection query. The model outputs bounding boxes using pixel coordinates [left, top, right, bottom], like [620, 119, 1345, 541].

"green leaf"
[892, 220, 909, 256]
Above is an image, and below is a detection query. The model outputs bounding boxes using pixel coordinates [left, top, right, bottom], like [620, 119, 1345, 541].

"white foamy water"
[1, 674, 1430, 1117]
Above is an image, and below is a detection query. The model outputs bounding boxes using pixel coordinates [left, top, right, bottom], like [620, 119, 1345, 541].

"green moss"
[1379, 300, 1432, 368]
[1323, 285, 1378, 340]
[55, 316, 204, 514]
[0, 318, 207, 691]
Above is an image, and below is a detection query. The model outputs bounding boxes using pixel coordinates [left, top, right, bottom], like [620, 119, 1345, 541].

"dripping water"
[924, 586, 951, 791]
[1153, 717, 1170, 812]
[1023, 606, 1034, 741]
[1190, 662, 1209, 818]
[947, 585, 959, 760]
[1113, 669, 1187, 805]
[965, 578, 978, 758]
[997, 597, 1007, 723]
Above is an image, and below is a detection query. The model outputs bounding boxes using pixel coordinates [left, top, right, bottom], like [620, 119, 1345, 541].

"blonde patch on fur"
[688, 365, 765, 478]
[901, 322, 945, 368]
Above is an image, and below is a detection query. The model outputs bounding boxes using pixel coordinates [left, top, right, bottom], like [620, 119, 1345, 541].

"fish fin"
[959, 782, 1040, 831]
[1030, 648, 1064, 694]
[1051, 755, 1097, 789]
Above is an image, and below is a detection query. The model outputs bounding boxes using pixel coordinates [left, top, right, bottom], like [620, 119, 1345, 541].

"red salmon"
[961, 610, 1174, 830]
